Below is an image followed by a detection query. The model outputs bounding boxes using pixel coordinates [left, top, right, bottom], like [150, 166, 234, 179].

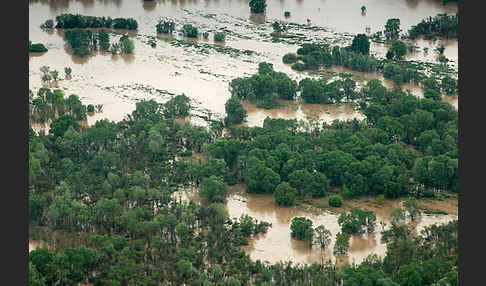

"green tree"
[403, 197, 421, 221]
[199, 175, 228, 203]
[249, 0, 267, 13]
[333, 232, 351, 254]
[313, 225, 332, 251]
[50, 115, 80, 137]
[390, 40, 407, 60]
[329, 195, 343, 207]
[290, 217, 314, 241]
[274, 182, 297, 206]
[350, 34, 370, 55]
[224, 97, 247, 125]
[385, 18, 401, 40]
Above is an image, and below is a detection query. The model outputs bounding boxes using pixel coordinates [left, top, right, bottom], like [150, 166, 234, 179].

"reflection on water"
[174, 185, 457, 265]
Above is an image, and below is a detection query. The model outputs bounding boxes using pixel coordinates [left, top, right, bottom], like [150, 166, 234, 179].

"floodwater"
[173, 185, 457, 265]
[29, 0, 458, 129]
[29, 0, 458, 264]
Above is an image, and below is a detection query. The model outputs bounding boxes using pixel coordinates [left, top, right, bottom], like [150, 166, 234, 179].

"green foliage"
[329, 195, 343, 207]
[156, 20, 175, 34]
[333, 232, 350, 254]
[49, 115, 80, 137]
[408, 13, 457, 39]
[249, 0, 266, 13]
[40, 19, 54, 29]
[54, 13, 137, 30]
[87, 104, 95, 113]
[403, 197, 421, 221]
[282, 53, 298, 64]
[389, 40, 407, 60]
[284, 11, 291, 17]
[229, 62, 297, 107]
[274, 182, 297, 206]
[214, 32, 226, 42]
[97, 29, 110, 51]
[163, 94, 191, 118]
[224, 97, 247, 126]
[120, 35, 134, 54]
[338, 207, 376, 234]
[385, 18, 401, 40]
[199, 175, 228, 203]
[64, 29, 95, 57]
[350, 34, 370, 55]
[182, 24, 199, 38]
[290, 217, 314, 241]
[29, 42, 48, 53]
[313, 225, 331, 251]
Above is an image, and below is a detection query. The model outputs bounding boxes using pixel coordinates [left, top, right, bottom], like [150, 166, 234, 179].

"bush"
[156, 20, 175, 34]
[376, 194, 385, 203]
[29, 42, 48, 53]
[284, 11, 291, 17]
[291, 62, 307, 71]
[214, 32, 225, 42]
[329, 195, 343, 207]
[40, 19, 54, 29]
[249, 0, 266, 13]
[274, 182, 297, 206]
[290, 217, 313, 241]
[120, 35, 134, 54]
[349, 34, 370, 55]
[282, 53, 298, 64]
[182, 24, 198, 38]
[87, 104, 95, 113]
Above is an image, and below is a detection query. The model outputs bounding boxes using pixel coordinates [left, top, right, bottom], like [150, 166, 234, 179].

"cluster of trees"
[214, 77, 457, 205]
[28, 90, 458, 284]
[229, 62, 298, 108]
[63, 29, 134, 56]
[408, 13, 458, 39]
[29, 88, 88, 125]
[29, 41, 48, 53]
[30, 219, 458, 285]
[182, 24, 199, 38]
[283, 40, 457, 94]
[156, 20, 175, 34]
[53, 13, 138, 30]
[284, 41, 383, 73]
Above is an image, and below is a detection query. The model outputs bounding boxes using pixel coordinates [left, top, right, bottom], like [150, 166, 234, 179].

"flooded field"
[29, 0, 458, 267]
[174, 185, 457, 265]
[29, 0, 458, 130]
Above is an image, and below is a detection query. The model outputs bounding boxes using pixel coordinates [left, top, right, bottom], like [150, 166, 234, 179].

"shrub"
[156, 20, 175, 34]
[376, 194, 385, 203]
[291, 62, 307, 71]
[284, 11, 291, 17]
[249, 0, 266, 13]
[29, 42, 48, 53]
[274, 182, 297, 206]
[214, 32, 225, 42]
[282, 53, 298, 64]
[120, 35, 134, 54]
[87, 104, 95, 113]
[182, 24, 198, 38]
[329, 195, 343, 207]
[40, 19, 54, 29]
[290, 217, 314, 241]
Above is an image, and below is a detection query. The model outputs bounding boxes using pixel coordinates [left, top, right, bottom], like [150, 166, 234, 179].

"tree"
[333, 232, 350, 254]
[224, 97, 247, 125]
[199, 175, 228, 203]
[246, 157, 281, 193]
[50, 115, 80, 137]
[98, 29, 110, 51]
[329, 195, 343, 207]
[390, 207, 406, 225]
[338, 208, 376, 234]
[361, 6, 367, 14]
[156, 20, 175, 34]
[390, 40, 407, 60]
[120, 35, 134, 54]
[403, 197, 421, 221]
[64, 67, 72, 77]
[163, 94, 191, 118]
[214, 32, 226, 42]
[290, 217, 314, 241]
[274, 182, 297, 206]
[350, 34, 370, 55]
[313, 225, 331, 251]
[182, 24, 198, 38]
[249, 0, 266, 13]
[385, 18, 401, 40]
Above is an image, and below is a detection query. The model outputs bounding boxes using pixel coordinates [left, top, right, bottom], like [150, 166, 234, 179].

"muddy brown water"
[173, 185, 457, 265]
[29, 0, 458, 263]
[29, 0, 457, 131]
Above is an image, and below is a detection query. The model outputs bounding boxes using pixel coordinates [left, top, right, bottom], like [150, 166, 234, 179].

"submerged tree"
[249, 0, 267, 13]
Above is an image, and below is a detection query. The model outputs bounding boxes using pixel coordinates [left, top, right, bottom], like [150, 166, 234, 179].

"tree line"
[42, 13, 138, 30]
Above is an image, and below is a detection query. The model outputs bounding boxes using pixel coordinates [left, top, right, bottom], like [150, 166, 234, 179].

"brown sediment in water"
[173, 184, 456, 265]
